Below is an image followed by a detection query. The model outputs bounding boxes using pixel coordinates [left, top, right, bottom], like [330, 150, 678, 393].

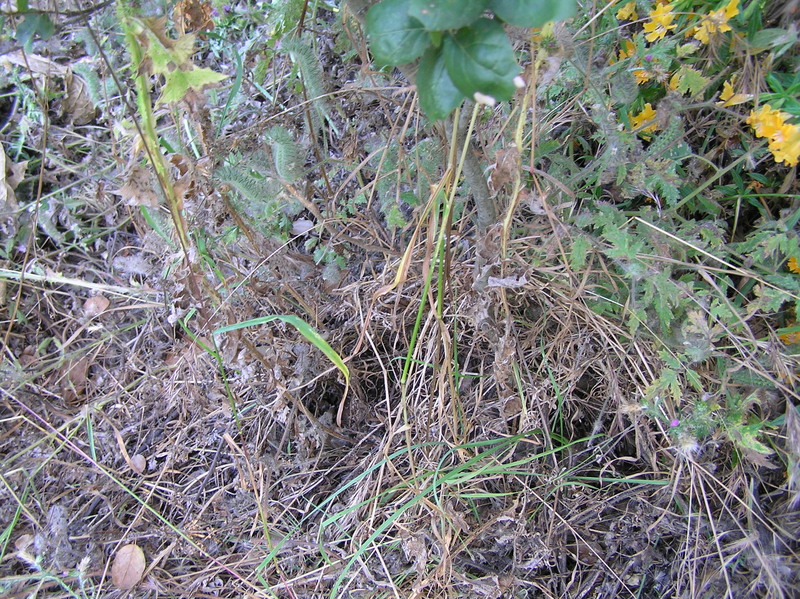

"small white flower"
[473, 91, 497, 106]
[513, 75, 526, 89]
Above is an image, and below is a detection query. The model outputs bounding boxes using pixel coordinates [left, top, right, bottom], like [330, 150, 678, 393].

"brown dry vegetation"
[1, 1, 799, 598]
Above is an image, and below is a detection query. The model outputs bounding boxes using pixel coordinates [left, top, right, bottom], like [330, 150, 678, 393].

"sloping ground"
[1, 1, 799, 598]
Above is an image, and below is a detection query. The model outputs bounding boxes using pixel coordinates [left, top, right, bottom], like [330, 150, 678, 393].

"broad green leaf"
[488, 0, 576, 27]
[409, 0, 489, 31]
[443, 20, 521, 102]
[416, 47, 463, 120]
[146, 31, 197, 75]
[214, 315, 350, 388]
[365, 0, 430, 66]
[15, 13, 55, 51]
[158, 68, 227, 104]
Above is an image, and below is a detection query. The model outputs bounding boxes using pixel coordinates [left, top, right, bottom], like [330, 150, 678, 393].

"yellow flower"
[617, 1, 638, 20]
[746, 105, 785, 138]
[789, 257, 800, 274]
[768, 122, 800, 167]
[781, 330, 800, 345]
[617, 39, 636, 61]
[780, 317, 800, 345]
[630, 103, 659, 136]
[747, 105, 800, 167]
[716, 79, 751, 106]
[613, 38, 652, 85]
[643, 2, 677, 42]
[669, 71, 681, 91]
[692, 0, 739, 44]
[633, 67, 653, 85]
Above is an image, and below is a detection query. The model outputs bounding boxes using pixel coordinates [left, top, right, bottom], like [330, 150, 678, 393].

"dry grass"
[1, 1, 799, 598]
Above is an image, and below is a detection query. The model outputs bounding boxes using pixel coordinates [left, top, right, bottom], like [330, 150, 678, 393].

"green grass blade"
[214, 315, 350, 386]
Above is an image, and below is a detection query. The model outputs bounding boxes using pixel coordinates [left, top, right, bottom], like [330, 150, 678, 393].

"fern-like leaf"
[282, 38, 329, 132]
[266, 125, 305, 182]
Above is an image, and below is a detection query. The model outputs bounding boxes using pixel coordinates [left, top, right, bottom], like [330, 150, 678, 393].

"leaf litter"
[0, 2, 797, 599]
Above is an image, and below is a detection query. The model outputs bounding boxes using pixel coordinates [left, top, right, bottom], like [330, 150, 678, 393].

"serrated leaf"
[158, 68, 227, 104]
[409, 0, 489, 31]
[366, 0, 430, 66]
[443, 19, 521, 102]
[569, 235, 591, 270]
[489, 0, 576, 27]
[671, 66, 709, 98]
[416, 47, 463, 120]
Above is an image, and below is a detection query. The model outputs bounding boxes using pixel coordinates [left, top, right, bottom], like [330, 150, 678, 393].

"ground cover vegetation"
[0, 0, 798, 597]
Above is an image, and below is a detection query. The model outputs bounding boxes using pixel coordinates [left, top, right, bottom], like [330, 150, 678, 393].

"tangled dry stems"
[1, 2, 799, 598]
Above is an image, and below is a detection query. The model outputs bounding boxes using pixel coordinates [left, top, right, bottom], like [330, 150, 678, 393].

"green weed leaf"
[416, 47, 463, 120]
[365, 0, 430, 66]
[408, 0, 489, 31]
[158, 68, 227, 104]
[214, 315, 350, 388]
[15, 12, 55, 51]
[670, 65, 709, 98]
[443, 19, 521, 102]
[488, 0, 576, 27]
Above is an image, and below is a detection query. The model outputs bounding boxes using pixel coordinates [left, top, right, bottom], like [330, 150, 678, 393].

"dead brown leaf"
[488, 146, 520, 194]
[111, 543, 146, 590]
[130, 454, 147, 474]
[83, 295, 110, 318]
[63, 68, 96, 125]
[114, 165, 160, 207]
[61, 355, 90, 405]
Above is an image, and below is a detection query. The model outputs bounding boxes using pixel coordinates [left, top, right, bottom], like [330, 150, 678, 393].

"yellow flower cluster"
[690, 0, 739, 44]
[746, 105, 800, 167]
[616, 39, 652, 85]
[643, 2, 677, 42]
[616, 1, 638, 21]
[630, 103, 659, 137]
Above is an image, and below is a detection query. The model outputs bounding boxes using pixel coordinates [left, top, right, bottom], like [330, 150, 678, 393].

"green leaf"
[409, 0, 489, 31]
[15, 12, 55, 51]
[746, 27, 798, 57]
[443, 19, 521, 103]
[488, 0, 576, 27]
[671, 66, 709, 98]
[416, 47, 463, 120]
[569, 235, 592, 270]
[158, 68, 227, 104]
[214, 315, 350, 389]
[365, 0, 430, 66]
[147, 32, 197, 75]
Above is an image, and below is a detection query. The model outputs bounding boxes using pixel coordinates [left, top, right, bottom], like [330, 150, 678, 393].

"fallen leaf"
[61, 355, 90, 405]
[63, 68, 96, 125]
[130, 454, 146, 474]
[487, 274, 528, 288]
[114, 165, 160, 207]
[83, 295, 110, 317]
[174, 0, 215, 35]
[14, 534, 34, 552]
[111, 544, 146, 590]
[291, 218, 314, 236]
[488, 146, 520, 193]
